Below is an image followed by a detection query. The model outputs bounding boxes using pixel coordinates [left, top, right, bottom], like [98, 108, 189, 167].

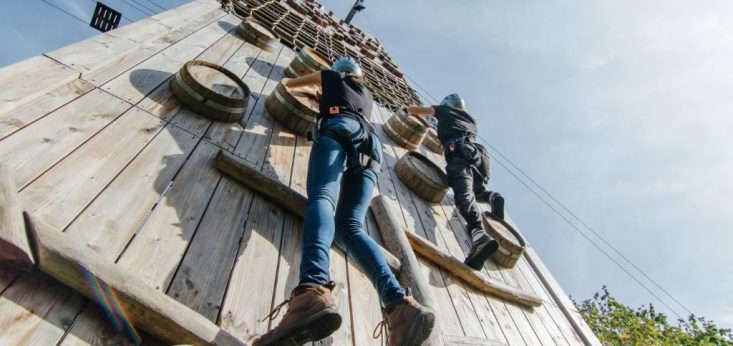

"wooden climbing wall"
[0, 1, 600, 345]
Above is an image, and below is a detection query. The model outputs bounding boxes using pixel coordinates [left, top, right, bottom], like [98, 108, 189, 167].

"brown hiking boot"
[254, 281, 342, 346]
[373, 295, 436, 346]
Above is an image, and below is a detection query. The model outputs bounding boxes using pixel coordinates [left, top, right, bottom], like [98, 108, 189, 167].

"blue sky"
[2, 0, 732, 328]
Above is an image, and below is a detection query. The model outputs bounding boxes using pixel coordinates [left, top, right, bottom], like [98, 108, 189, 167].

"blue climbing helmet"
[331, 56, 363, 77]
[441, 93, 466, 110]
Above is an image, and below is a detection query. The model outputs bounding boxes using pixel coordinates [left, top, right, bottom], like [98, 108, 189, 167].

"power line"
[479, 138, 694, 316]
[127, 0, 159, 15]
[146, 0, 167, 11]
[404, 72, 689, 319]
[118, 0, 156, 16]
[39, 0, 89, 26]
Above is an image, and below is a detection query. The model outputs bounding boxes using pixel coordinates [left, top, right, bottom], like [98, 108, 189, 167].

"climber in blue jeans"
[254, 57, 434, 346]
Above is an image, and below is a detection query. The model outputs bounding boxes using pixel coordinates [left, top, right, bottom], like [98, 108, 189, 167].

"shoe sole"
[404, 307, 436, 346]
[464, 240, 499, 270]
[255, 307, 342, 346]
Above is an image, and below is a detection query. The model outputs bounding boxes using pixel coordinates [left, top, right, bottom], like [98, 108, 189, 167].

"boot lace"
[260, 299, 289, 323]
[372, 318, 388, 340]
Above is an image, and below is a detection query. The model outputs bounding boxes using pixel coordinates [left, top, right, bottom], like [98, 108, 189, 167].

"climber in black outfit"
[407, 94, 505, 270]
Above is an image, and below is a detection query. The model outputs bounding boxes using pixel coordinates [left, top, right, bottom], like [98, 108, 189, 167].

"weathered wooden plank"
[317, 248, 353, 345]
[83, 8, 226, 86]
[166, 173, 251, 321]
[46, 0, 223, 77]
[204, 43, 264, 151]
[115, 140, 222, 290]
[218, 195, 286, 344]
[515, 258, 580, 346]
[165, 43, 281, 322]
[25, 214, 245, 346]
[0, 79, 94, 141]
[233, 47, 293, 166]
[65, 124, 199, 259]
[522, 247, 601, 346]
[0, 89, 132, 189]
[20, 107, 165, 231]
[58, 303, 134, 346]
[404, 231, 542, 308]
[0, 164, 34, 270]
[0, 271, 86, 345]
[101, 14, 240, 105]
[0, 55, 80, 117]
[267, 214, 302, 328]
[0, 267, 22, 293]
[444, 335, 507, 346]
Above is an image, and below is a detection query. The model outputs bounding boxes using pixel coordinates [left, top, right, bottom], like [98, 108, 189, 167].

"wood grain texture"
[0, 55, 79, 117]
[0, 89, 132, 189]
[25, 214, 245, 346]
[0, 79, 94, 141]
[0, 164, 34, 270]
[0, 271, 86, 346]
[20, 107, 165, 231]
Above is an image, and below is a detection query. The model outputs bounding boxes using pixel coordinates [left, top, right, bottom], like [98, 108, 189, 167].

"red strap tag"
[329, 106, 340, 115]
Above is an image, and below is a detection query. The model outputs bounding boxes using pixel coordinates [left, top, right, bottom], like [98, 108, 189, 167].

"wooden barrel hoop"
[395, 152, 448, 203]
[284, 47, 331, 78]
[170, 60, 250, 123]
[423, 128, 444, 154]
[236, 20, 279, 52]
[265, 82, 319, 136]
[482, 212, 526, 268]
[382, 109, 429, 150]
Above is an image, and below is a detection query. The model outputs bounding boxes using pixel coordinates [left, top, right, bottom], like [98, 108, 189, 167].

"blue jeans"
[299, 116, 405, 306]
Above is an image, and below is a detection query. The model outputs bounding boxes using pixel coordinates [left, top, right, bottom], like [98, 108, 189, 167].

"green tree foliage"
[576, 286, 733, 345]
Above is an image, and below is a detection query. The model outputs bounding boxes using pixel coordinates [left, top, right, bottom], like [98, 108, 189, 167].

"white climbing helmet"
[441, 93, 466, 110]
[331, 56, 363, 77]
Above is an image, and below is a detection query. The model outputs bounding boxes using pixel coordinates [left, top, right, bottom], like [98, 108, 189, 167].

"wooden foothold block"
[0, 164, 35, 271]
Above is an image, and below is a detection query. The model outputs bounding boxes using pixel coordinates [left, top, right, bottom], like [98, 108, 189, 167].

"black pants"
[446, 157, 499, 233]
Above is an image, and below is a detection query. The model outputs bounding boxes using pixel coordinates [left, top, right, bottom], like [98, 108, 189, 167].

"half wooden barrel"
[284, 47, 331, 78]
[170, 60, 250, 123]
[236, 20, 279, 52]
[482, 212, 526, 268]
[395, 152, 449, 203]
[265, 82, 319, 136]
[382, 109, 429, 151]
[423, 128, 443, 155]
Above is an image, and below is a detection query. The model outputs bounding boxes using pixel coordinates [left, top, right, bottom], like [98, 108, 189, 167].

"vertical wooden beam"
[23, 213, 245, 346]
[369, 195, 443, 346]
[0, 164, 34, 271]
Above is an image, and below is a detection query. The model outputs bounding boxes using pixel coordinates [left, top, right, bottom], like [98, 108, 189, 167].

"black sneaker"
[464, 234, 499, 270]
[491, 194, 505, 219]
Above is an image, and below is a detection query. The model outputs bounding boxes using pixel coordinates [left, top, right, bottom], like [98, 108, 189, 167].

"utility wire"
[405, 72, 689, 319]
[480, 137, 694, 316]
[118, 0, 156, 16]
[146, 0, 167, 11]
[39, 0, 89, 26]
[127, 0, 159, 15]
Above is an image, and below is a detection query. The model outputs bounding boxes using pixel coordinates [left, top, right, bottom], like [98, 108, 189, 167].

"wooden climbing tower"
[0, 0, 601, 345]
